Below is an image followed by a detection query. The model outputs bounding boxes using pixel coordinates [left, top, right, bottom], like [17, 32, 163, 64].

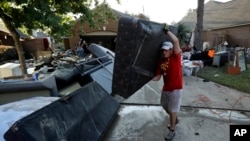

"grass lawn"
[197, 64, 250, 94]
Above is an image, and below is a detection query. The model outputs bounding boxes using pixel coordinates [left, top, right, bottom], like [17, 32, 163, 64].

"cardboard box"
[0, 63, 22, 78]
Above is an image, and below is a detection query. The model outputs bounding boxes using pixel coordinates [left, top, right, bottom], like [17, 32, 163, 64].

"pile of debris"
[0, 45, 18, 63]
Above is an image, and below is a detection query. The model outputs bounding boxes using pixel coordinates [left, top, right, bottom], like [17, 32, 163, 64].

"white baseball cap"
[161, 41, 173, 50]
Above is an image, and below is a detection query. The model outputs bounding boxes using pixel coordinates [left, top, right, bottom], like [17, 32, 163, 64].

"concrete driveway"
[104, 76, 250, 141]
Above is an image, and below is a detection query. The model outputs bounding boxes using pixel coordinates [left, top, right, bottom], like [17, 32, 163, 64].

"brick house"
[180, 0, 250, 48]
[0, 26, 14, 46]
[64, 9, 130, 51]
[0, 25, 51, 59]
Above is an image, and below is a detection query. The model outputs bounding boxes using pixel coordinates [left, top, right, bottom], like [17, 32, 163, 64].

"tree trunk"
[195, 0, 204, 51]
[12, 32, 28, 76]
[2, 19, 28, 76]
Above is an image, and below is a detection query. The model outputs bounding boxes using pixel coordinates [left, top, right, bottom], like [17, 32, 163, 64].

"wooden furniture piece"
[227, 51, 240, 75]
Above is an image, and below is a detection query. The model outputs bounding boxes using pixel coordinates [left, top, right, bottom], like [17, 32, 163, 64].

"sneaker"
[165, 129, 175, 141]
[167, 117, 179, 129]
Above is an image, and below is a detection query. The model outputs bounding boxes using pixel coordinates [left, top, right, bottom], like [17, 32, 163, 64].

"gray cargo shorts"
[161, 89, 183, 112]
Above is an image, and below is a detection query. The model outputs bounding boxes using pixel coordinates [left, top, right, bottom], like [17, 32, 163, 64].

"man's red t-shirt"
[155, 53, 183, 91]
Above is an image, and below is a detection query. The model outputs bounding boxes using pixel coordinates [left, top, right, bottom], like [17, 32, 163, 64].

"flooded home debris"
[0, 43, 114, 100]
[51, 43, 114, 95]
[0, 97, 59, 141]
[0, 63, 22, 78]
[0, 46, 18, 62]
[0, 74, 58, 104]
[0, 43, 118, 141]
[2, 82, 119, 141]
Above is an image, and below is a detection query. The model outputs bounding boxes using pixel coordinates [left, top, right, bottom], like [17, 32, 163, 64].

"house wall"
[203, 24, 250, 48]
[0, 31, 14, 46]
[21, 38, 51, 59]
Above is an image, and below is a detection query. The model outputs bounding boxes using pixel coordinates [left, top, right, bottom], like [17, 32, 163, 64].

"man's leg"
[161, 91, 180, 128]
[162, 107, 170, 115]
[165, 111, 176, 141]
[165, 90, 182, 140]
[169, 112, 177, 130]
[169, 89, 182, 126]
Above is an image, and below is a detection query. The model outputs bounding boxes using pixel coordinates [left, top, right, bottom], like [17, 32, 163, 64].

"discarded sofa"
[0, 75, 58, 105]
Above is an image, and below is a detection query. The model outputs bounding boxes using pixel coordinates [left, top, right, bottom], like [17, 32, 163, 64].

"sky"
[105, 0, 232, 24]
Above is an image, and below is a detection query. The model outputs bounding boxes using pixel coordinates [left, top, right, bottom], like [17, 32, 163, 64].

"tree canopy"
[177, 22, 191, 46]
[1, 0, 97, 40]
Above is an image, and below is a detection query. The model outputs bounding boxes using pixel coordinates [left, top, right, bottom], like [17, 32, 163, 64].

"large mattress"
[112, 16, 177, 98]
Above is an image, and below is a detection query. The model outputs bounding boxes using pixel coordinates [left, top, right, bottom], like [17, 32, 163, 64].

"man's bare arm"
[166, 31, 181, 55]
[152, 75, 161, 81]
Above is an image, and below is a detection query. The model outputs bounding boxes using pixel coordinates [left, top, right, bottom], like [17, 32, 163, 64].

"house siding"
[203, 24, 250, 48]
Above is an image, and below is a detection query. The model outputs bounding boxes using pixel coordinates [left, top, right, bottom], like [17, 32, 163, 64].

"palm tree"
[195, 0, 204, 51]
